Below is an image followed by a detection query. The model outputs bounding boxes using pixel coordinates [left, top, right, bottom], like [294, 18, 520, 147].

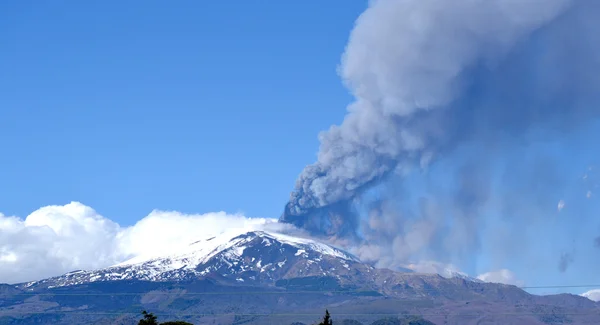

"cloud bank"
[0, 202, 277, 284]
[476, 269, 524, 287]
[581, 289, 600, 302]
[1, 202, 524, 287]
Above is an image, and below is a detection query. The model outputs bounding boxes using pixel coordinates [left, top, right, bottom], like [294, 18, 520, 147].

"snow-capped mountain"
[9, 230, 600, 325]
[21, 230, 369, 289]
[19, 228, 492, 291]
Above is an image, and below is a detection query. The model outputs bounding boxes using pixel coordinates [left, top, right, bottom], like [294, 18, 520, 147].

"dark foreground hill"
[1, 231, 598, 325]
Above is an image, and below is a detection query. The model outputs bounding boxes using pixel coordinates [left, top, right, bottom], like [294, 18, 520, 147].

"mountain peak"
[20, 229, 362, 290]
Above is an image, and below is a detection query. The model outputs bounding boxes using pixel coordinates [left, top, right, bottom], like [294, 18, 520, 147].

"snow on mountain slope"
[442, 270, 481, 283]
[18, 228, 487, 291]
[20, 230, 362, 289]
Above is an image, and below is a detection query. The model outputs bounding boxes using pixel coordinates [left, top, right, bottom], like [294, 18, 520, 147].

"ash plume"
[280, 0, 600, 243]
[558, 252, 574, 273]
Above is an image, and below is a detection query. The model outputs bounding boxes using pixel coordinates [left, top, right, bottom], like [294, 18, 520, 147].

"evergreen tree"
[138, 311, 158, 325]
[317, 309, 333, 325]
[137, 310, 194, 325]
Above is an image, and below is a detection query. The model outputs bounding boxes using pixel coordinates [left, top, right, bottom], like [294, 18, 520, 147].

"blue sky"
[0, 1, 365, 223]
[1, 0, 600, 294]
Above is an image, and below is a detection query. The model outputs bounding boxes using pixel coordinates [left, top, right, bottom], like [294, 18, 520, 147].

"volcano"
[2, 230, 599, 325]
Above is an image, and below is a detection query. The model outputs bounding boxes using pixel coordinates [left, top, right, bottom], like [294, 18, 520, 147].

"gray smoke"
[595, 236, 600, 248]
[280, 0, 600, 243]
[558, 253, 574, 273]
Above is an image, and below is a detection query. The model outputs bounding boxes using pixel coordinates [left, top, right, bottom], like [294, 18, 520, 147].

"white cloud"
[0, 202, 276, 284]
[116, 209, 277, 264]
[581, 289, 600, 302]
[404, 261, 471, 279]
[477, 269, 524, 286]
[0, 202, 530, 288]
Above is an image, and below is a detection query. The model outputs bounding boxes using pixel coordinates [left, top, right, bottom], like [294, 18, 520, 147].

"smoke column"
[280, 0, 600, 243]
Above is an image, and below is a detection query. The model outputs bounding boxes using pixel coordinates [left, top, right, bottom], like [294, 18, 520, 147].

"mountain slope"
[16, 230, 587, 303]
[20, 230, 368, 290]
[4, 230, 600, 325]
